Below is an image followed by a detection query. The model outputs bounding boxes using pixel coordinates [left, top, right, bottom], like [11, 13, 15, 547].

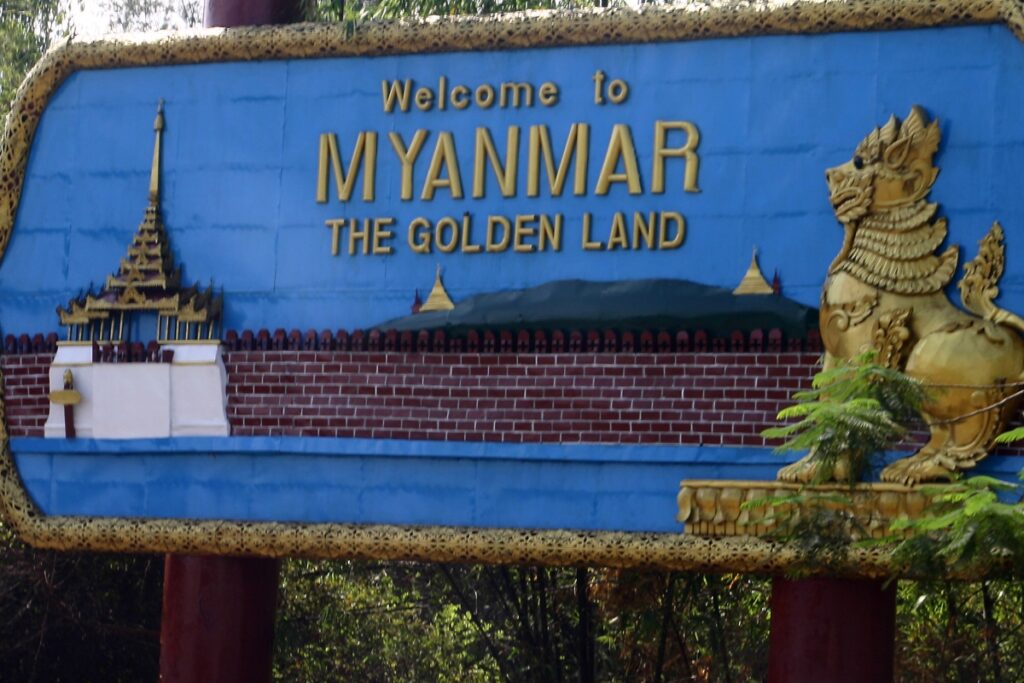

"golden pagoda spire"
[105, 101, 177, 294]
[57, 100, 222, 345]
[733, 247, 774, 295]
[419, 265, 455, 312]
[149, 99, 164, 205]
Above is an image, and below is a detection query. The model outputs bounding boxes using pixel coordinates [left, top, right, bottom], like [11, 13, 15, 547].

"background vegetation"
[3, 1, 1024, 681]
[4, 532, 1024, 682]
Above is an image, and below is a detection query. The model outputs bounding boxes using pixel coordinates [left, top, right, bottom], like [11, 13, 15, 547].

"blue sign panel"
[1, 6, 1023, 567]
[4, 24, 1023, 335]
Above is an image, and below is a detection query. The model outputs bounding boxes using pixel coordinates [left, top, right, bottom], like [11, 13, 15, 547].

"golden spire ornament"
[732, 247, 774, 295]
[419, 265, 455, 312]
[149, 99, 164, 205]
[56, 100, 222, 343]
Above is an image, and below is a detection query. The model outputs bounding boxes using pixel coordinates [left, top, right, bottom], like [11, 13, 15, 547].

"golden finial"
[419, 264, 455, 312]
[149, 99, 164, 204]
[733, 247, 774, 295]
[49, 369, 81, 407]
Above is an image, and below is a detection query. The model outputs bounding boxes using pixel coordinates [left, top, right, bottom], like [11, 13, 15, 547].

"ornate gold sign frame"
[1, 0, 1023, 575]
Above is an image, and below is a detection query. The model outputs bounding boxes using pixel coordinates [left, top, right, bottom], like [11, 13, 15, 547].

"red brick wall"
[2, 353, 52, 437]
[6, 349, 1024, 456]
[222, 351, 818, 446]
[0, 350, 820, 443]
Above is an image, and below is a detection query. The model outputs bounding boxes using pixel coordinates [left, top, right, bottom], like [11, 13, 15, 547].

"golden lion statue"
[778, 106, 1024, 485]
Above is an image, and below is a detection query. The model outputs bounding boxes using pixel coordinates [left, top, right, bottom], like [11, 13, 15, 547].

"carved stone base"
[677, 480, 932, 539]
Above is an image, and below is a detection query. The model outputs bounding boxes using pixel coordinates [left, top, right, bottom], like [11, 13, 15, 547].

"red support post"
[768, 577, 896, 683]
[159, 556, 281, 683]
[158, 3, 298, 682]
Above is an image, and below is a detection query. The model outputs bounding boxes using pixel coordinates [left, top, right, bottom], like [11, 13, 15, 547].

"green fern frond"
[762, 351, 925, 483]
[995, 427, 1024, 444]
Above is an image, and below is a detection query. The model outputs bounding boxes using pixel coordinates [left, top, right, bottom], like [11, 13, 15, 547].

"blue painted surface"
[12, 437, 785, 530]
[6, 26, 1024, 528]
[1, 25, 1022, 335]
[12, 437, 1024, 529]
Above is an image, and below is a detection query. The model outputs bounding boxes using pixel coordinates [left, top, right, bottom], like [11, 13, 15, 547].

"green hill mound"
[377, 278, 818, 337]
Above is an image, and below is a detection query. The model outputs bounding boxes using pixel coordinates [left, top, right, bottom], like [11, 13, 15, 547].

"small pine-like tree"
[764, 351, 926, 484]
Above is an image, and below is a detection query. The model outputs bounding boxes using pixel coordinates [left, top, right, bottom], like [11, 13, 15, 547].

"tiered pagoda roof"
[57, 101, 221, 343]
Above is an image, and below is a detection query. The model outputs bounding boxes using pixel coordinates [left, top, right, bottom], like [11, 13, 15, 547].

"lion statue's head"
[825, 106, 941, 225]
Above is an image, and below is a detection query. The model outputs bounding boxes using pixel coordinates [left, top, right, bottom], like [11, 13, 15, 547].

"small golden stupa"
[418, 265, 455, 312]
[732, 248, 774, 295]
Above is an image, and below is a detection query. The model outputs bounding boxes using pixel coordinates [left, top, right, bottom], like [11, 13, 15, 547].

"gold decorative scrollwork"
[872, 308, 912, 369]
[829, 294, 879, 332]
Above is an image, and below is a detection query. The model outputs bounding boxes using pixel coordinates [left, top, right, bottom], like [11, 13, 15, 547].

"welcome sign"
[1, 1, 1023, 571]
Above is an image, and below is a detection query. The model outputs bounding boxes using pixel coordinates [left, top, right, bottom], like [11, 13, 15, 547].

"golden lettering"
[373, 217, 395, 255]
[526, 124, 589, 197]
[659, 211, 686, 249]
[473, 127, 520, 198]
[451, 85, 470, 110]
[513, 214, 537, 253]
[325, 218, 345, 256]
[381, 79, 412, 113]
[652, 121, 701, 194]
[538, 82, 559, 107]
[486, 215, 511, 252]
[499, 82, 533, 108]
[388, 130, 429, 201]
[581, 212, 602, 250]
[435, 217, 460, 253]
[421, 132, 464, 200]
[632, 211, 655, 249]
[382, 78, 562, 113]
[349, 217, 371, 255]
[607, 212, 628, 250]
[460, 213, 482, 253]
[408, 217, 432, 253]
[475, 84, 495, 109]
[595, 124, 642, 195]
[538, 214, 563, 251]
[316, 132, 377, 203]
[415, 87, 435, 111]
[592, 70, 605, 105]
[607, 79, 629, 104]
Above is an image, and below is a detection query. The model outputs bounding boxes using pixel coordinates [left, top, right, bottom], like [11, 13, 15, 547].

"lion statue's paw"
[776, 459, 817, 483]
[879, 451, 958, 486]
[777, 452, 850, 483]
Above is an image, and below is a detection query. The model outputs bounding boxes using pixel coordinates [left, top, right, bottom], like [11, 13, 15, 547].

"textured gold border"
[2, 0, 1024, 573]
